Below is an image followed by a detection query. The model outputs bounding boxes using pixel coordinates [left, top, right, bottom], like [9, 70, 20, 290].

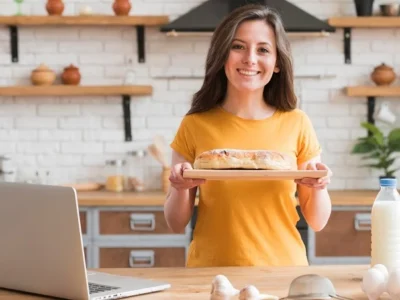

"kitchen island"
[0, 265, 380, 299]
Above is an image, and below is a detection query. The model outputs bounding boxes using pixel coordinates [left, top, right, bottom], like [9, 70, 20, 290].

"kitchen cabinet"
[307, 206, 371, 265]
[79, 205, 191, 268]
[77, 190, 377, 268]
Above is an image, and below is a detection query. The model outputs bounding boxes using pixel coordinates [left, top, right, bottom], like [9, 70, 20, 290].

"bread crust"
[193, 149, 293, 170]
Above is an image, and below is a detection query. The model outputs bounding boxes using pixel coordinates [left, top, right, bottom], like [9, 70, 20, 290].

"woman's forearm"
[300, 187, 331, 232]
[164, 187, 195, 233]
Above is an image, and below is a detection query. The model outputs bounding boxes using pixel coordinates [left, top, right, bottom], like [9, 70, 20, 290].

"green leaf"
[361, 122, 384, 145]
[352, 142, 377, 154]
[361, 151, 381, 160]
[388, 128, 400, 151]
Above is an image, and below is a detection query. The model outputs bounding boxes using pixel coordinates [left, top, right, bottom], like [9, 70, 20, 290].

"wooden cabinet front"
[99, 210, 185, 235]
[99, 247, 186, 268]
[79, 211, 87, 234]
[315, 210, 371, 257]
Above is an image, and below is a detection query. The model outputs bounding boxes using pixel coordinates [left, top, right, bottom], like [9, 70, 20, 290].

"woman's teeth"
[238, 69, 259, 76]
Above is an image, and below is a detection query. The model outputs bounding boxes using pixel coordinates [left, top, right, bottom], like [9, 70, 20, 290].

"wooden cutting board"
[183, 169, 328, 180]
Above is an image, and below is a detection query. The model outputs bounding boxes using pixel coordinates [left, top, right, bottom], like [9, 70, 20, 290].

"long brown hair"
[187, 4, 296, 115]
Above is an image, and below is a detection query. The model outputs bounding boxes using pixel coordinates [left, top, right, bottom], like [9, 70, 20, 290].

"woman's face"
[224, 19, 280, 93]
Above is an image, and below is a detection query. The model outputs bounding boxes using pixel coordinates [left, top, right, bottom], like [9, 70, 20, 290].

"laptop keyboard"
[88, 282, 120, 294]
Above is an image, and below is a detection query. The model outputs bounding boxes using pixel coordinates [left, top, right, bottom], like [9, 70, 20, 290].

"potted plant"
[351, 122, 400, 179]
[354, 0, 374, 16]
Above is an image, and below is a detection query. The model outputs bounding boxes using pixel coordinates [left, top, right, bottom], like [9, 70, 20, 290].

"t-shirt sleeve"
[170, 115, 196, 164]
[297, 112, 322, 165]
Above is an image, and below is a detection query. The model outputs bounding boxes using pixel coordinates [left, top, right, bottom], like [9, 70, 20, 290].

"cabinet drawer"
[99, 211, 184, 235]
[99, 247, 186, 268]
[315, 211, 371, 257]
[80, 211, 86, 234]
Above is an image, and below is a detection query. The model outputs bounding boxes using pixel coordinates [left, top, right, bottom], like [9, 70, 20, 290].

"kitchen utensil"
[46, 0, 64, 15]
[281, 274, 353, 300]
[61, 64, 81, 85]
[147, 143, 169, 169]
[380, 3, 400, 16]
[112, 0, 131, 15]
[31, 64, 56, 86]
[371, 63, 396, 86]
[182, 169, 328, 180]
[61, 182, 103, 192]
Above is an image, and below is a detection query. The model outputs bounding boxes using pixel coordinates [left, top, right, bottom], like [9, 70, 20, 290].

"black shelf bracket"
[136, 25, 145, 63]
[367, 96, 376, 136]
[344, 27, 351, 64]
[9, 26, 18, 63]
[122, 95, 132, 142]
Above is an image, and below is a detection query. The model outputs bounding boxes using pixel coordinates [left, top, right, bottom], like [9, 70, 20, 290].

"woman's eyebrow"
[232, 38, 271, 46]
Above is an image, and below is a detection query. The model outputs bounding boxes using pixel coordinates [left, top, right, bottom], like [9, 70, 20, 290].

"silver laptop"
[0, 182, 171, 300]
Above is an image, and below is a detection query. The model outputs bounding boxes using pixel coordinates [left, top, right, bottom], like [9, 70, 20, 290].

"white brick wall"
[0, 0, 397, 189]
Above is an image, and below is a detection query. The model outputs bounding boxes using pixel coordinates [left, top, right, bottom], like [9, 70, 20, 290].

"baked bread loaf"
[193, 149, 293, 170]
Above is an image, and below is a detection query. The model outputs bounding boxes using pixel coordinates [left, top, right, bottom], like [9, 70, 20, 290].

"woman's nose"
[242, 50, 257, 65]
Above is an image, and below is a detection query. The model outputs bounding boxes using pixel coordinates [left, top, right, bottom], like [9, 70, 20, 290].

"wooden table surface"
[0, 265, 381, 299]
[76, 189, 378, 207]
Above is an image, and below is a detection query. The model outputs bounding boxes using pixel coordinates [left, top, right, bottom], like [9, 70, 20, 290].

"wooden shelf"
[1, 15, 170, 64]
[0, 84, 152, 142]
[328, 17, 400, 64]
[0, 85, 152, 96]
[346, 86, 400, 97]
[346, 86, 400, 131]
[328, 17, 400, 28]
[0, 15, 169, 26]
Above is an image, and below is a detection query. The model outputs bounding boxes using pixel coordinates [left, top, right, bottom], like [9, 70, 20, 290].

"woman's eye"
[259, 48, 269, 53]
[232, 44, 244, 49]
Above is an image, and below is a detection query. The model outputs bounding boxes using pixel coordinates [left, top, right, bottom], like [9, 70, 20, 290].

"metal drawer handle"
[129, 250, 155, 268]
[130, 213, 155, 231]
[354, 213, 371, 231]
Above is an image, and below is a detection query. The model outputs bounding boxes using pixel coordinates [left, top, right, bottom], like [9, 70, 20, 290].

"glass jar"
[126, 150, 147, 192]
[105, 159, 126, 192]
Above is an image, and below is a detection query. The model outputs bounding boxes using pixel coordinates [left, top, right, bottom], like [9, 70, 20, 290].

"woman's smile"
[237, 69, 261, 77]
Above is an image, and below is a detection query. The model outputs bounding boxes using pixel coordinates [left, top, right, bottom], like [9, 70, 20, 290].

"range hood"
[160, 0, 335, 36]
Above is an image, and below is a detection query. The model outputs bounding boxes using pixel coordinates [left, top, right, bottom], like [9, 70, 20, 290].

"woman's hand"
[169, 162, 206, 191]
[295, 162, 332, 190]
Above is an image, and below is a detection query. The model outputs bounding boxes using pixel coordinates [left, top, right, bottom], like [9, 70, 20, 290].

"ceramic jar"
[371, 63, 396, 86]
[30, 64, 56, 86]
[61, 64, 81, 85]
[112, 0, 132, 16]
[46, 0, 64, 15]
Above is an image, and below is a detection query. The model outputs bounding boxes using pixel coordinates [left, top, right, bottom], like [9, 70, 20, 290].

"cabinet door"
[315, 210, 371, 257]
[99, 247, 186, 268]
[99, 210, 185, 235]
[79, 211, 87, 234]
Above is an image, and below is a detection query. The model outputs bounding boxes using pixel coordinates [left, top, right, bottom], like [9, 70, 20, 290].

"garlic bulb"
[210, 275, 239, 300]
[373, 264, 389, 286]
[239, 285, 279, 300]
[387, 268, 400, 300]
[361, 267, 386, 300]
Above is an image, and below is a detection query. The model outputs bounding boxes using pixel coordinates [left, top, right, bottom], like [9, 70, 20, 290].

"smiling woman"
[164, 4, 332, 268]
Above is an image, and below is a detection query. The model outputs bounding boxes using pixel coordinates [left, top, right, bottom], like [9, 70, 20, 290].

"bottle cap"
[380, 178, 397, 187]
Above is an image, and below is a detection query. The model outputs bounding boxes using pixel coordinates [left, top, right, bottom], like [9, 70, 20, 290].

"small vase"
[112, 0, 132, 16]
[31, 63, 56, 86]
[46, 0, 64, 16]
[354, 0, 374, 16]
[61, 64, 81, 85]
[371, 63, 396, 86]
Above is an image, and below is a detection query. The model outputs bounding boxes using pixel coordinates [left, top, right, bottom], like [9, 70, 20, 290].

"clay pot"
[371, 63, 396, 86]
[61, 64, 81, 85]
[31, 64, 56, 86]
[112, 0, 132, 16]
[46, 0, 64, 16]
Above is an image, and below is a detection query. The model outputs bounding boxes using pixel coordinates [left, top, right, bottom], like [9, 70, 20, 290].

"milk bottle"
[371, 178, 400, 272]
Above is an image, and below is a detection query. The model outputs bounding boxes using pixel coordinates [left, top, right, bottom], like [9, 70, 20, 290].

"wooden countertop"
[0, 265, 381, 299]
[76, 189, 378, 207]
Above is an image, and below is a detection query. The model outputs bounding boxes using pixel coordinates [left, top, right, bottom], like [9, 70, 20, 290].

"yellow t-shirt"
[170, 106, 321, 267]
